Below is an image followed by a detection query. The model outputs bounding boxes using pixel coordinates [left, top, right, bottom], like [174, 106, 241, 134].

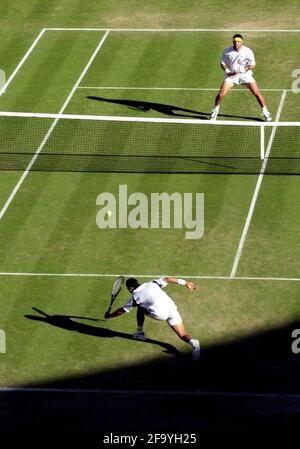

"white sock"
[214, 105, 220, 112]
[262, 106, 268, 114]
[189, 338, 200, 348]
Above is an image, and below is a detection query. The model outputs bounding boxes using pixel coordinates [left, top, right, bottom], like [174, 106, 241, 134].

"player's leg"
[167, 303, 201, 362]
[245, 82, 272, 121]
[169, 322, 201, 361]
[132, 305, 147, 341]
[215, 80, 235, 106]
[169, 321, 192, 341]
[210, 80, 234, 120]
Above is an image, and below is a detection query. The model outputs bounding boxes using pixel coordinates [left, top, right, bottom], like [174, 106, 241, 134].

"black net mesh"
[0, 114, 298, 174]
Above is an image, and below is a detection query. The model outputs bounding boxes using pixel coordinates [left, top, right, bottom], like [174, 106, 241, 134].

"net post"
[260, 124, 265, 159]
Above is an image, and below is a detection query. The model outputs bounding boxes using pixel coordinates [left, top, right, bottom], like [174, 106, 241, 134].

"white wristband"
[225, 68, 231, 74]
[178, 279, 187, 286]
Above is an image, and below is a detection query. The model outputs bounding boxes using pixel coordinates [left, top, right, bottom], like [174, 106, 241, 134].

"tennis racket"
[105, 275, 125, 317]
[237, 57, 251, 73]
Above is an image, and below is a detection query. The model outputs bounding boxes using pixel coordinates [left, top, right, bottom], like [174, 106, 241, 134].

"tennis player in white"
[105, 276, 201, 361]
[210, 34, 272, 122]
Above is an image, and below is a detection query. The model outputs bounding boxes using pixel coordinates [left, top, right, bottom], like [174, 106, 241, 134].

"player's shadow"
[25, 307, 180, 357]
[86, 95, 209, 119]
[87, 95, 263, 121]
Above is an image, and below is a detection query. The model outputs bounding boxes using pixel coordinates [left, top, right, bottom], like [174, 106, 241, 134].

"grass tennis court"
[1, 0, 300, 444]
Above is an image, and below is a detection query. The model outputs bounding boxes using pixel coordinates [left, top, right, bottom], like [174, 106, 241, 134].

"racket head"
[111, 275, 125, 297]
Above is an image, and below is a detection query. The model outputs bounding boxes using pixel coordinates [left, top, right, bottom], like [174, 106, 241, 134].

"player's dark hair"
[126, 278, 140, 291]
[233, 33, 243, 40]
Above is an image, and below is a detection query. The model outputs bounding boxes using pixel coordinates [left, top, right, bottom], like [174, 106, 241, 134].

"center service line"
[230, 90, 287, 278]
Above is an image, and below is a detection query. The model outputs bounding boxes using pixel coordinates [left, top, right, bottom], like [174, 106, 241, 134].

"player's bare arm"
[105, 307, 126, 319]
[221, 63, 236, 76]
[163, 277, 199, 291]
[246, 63, 256, 71]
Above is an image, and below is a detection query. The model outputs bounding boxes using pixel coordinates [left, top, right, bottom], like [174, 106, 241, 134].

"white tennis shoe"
[262, 107, 272, 122]
[263, 111, 272, 122]
[190, 339, 201, 361]
[132, 331, 146, 341]
[210, 107, 219, 121]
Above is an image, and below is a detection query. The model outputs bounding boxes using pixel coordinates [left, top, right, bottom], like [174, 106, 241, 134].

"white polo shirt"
[122, 278, 182, 326]
[221, 45, 255, 75]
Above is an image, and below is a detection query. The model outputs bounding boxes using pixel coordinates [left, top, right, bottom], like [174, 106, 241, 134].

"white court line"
[0, 30, 110, 223]
[45, 27, 300, 32]
[230, 90, 288, 278]
[79, 86, 290, 92]
[0, 386, 300, 400]
[0, 29, 46, 96]
[3, 111, 296, 126]
[0, 271, 300, 281]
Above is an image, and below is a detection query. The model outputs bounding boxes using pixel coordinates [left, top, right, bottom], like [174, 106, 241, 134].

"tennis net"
[0, 111, 299, 174]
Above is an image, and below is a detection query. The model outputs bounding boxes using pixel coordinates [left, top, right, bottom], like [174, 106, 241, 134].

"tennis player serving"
[104, 276, 201, 361]
[210, 34, 272, 122]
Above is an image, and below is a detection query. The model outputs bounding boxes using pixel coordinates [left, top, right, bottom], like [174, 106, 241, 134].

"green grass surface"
[0, 1, 300, 442]
[1, 275, 300, 389]
[0, 172, 258, 275]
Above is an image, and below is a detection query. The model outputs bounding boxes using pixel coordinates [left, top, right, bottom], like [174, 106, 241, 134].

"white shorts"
[146, 299, 182, 326]
[224, 72, 255, 85]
